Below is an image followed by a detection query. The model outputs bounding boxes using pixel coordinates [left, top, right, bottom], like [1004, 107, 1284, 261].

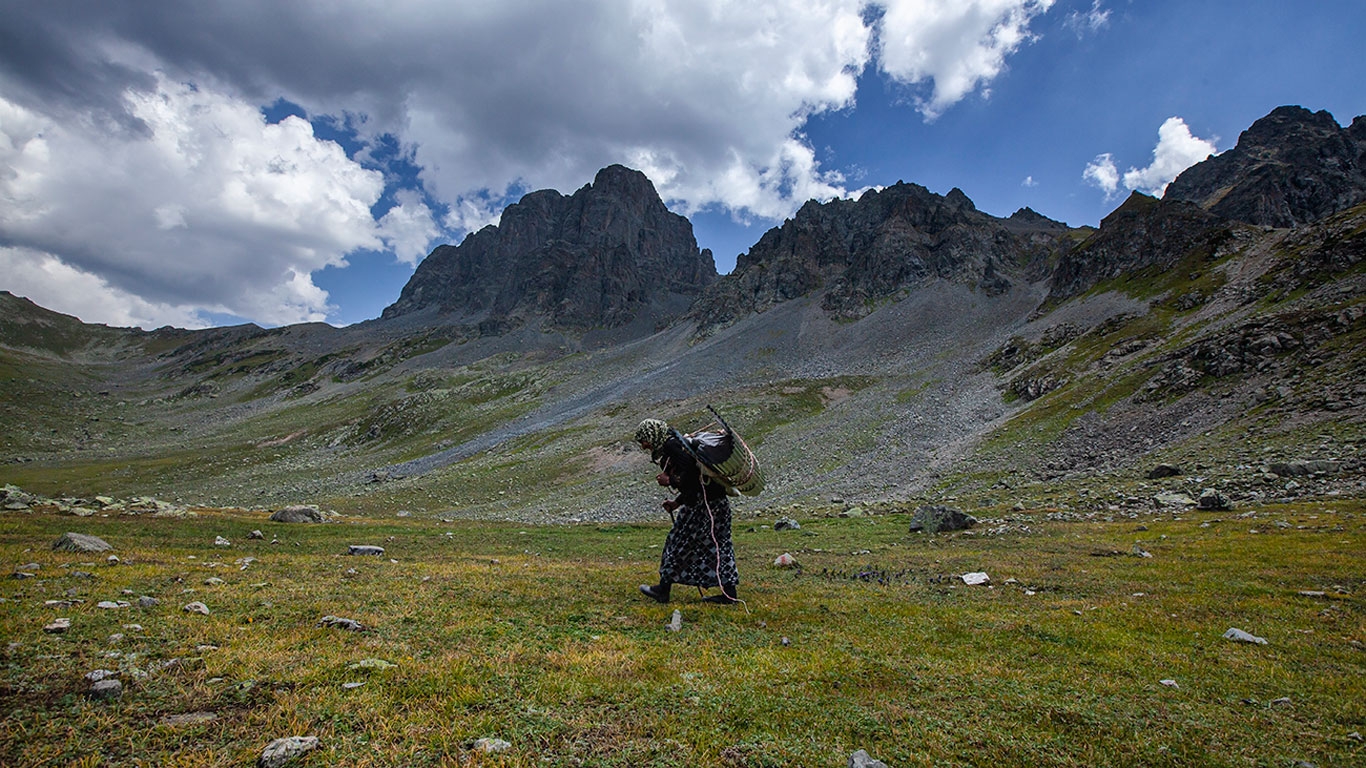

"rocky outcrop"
[1045, 192, 1230, 303]
[382, 165, 716, 335]
[690, 183, 1071, 331]
[1165, 106, 1366, 227]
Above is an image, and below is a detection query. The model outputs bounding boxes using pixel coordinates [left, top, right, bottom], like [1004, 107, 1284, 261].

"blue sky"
[1, 1, 1363, 329]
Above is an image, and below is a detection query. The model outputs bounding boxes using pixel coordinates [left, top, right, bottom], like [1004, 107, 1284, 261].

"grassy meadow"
[1, 501, 1363, 767]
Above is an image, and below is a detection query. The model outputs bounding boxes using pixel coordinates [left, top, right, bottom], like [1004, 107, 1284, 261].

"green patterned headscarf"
[634, 419, 670, 450]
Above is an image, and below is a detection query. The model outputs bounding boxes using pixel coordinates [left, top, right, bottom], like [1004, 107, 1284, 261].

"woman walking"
[634, 418, 739, 604]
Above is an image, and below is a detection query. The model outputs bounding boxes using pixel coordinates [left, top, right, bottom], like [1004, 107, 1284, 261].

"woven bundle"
[683, 406, 764, 497]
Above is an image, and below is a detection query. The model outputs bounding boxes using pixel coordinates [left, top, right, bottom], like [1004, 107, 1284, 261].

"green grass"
[2, 501, 1362, 767]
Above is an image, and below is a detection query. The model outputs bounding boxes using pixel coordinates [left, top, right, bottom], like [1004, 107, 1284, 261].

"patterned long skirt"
[658, 494, 739, 588]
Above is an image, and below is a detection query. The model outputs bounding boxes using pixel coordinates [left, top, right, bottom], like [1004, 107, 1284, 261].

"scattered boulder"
[1146, 464, 1183, 479]
[269, 505, 324, 524]
[961, 572, 990, 586]
[1154, 491, 1196, 508]
[182, 602, 210, 616]
[908, 505, 977, 533]
[52, 532, 112, 553]
[44, 618, 71, 633]
[248, 530, 265, 540]
[773, 553, 798, 568]
[317, 615, 366, 632]
[774, 517, 801, 531]
[1267, 460, 1340, 477]
[849, 750, 889, 768]
[1223, 627, 1268, 645]
[347, 545, 385, 556]
[89, 678, 123, 702]
[97, 600, 131, 609]
[137, 596, 159, 608]
[668, 610, 682, 632]
[1197, 488, 1231, 511]
[259, 736, 320, 768]
[214, 536, 232, 547]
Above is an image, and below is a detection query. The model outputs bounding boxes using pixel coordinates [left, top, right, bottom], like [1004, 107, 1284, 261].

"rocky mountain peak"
[690, 182, 1075, 331]
[1165, 105, 1366, 227]
[381, 165, 716, 337]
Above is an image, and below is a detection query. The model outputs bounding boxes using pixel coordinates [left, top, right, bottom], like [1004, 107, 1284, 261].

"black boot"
[639, 582, 671, 603]
[702, 584, 738, 604]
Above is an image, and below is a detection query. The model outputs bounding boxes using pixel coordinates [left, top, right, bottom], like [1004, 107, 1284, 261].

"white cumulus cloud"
[1083, 117, 1218, 200]
[0, 77, 383, 327]
[1122, 117, 1218, 196]
[1, 0, 1066, 328]
[876, 0, 1056, 119]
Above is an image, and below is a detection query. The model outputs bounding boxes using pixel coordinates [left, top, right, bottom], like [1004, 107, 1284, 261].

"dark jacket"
[652, 434, 725, 507]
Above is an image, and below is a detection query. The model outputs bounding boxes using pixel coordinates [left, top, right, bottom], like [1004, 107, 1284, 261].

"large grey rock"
[908, 504, 977, 533]
[269, 505, 324, 523]
[52, 532, 112, 553]
[259, 736, 320, 768]
[1197, 488, 1231, 511]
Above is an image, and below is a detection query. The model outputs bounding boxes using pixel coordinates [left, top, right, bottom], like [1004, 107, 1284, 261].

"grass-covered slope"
[1, 501, 1361, 767]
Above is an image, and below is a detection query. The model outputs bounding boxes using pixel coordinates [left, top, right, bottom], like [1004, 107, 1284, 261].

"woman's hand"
[656, 471, 672, 486]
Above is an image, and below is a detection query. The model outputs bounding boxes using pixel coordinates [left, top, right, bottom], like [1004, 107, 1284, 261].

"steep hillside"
[2, 107, 1362, 523]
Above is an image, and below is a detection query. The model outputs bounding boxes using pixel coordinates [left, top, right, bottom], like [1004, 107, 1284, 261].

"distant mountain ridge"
[1, 105, 1362, 521]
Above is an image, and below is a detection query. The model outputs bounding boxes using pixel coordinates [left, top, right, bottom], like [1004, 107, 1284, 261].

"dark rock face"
[690, 183, 1071, 331]
[1046, 192, 1229, 303]
[382, 165, 716, 334]
[1165, 106, 1366, 227]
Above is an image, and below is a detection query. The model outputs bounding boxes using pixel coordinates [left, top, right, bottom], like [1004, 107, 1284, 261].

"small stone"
[44, 618, 71, 633]
[773, 553, 797, 568]
[109, 633, 124, 642]
[347, 658, 397, 671]
[183, 601, 210, 615]
[1223, 627, 1267, 645]
[17, 562, 39, 571]
[774, 517, 801, 531]
[214, 536, 232, 547]
[1159, 679, 1178, 688]
[961, 572, 990, 586]
[473, 738, 511, 754]
[11, 571, 35, 580]
[259, 736, 320, 768]
[248, 530, 265, 540]
[90, 679, 123, 702]
[347, 545, 385, 556]
[780, 636, 790, 646]
[86, 669, 117, 682]
[1270, 696, 1292, 707]
[107, 555, 120, 564]
[317, 615, 366, 632]
[97, 600, 131, 609]
[204, 577, 226, 585]
[668, 610, 682, 632]
[161, 712, 218, 726]
[341, 682, 365, 690]
[848, 750, 888, 768]
[137, 596, 159, 608]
